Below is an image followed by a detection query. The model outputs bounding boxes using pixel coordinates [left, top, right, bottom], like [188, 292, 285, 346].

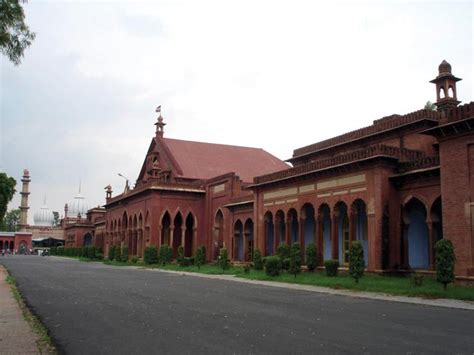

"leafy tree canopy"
[1, 208, 20, 231]
[424, 101, 437, 111]
[0, 0, 35, 65]
[0, 173, 16, 222]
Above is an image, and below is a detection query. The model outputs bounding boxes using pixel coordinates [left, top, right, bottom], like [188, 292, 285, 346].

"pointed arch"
[244, 218, 254, 261]
[184, 212, 195, 257]
[301, 203, 316, 253]
[213, 209, 224, 260]
[234, 219, 244, 261]
[275, 210, 286, 246]
[287, 208, 298, 244]
[264, 211, 274, 256]
[351, 199, 368, 265]
[172, 212, 183, 258]
[161, 211, 172, 246]
[318, 203, 331, 261]
[334, 201, 349, 264]
[403, 197, 429, 269]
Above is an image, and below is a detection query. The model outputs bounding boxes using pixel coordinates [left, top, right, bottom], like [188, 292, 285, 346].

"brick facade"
[76, 61, 473, 278]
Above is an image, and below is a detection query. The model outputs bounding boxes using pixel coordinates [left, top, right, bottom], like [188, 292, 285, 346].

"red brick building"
[0, 231, 32, 253]
[99, 61, 473, 278]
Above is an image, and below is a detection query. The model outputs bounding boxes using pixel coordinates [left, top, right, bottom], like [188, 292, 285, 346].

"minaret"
[19, 169, 31, 230]
[154, 105, 166, 138]
[430, 60, 462, 111]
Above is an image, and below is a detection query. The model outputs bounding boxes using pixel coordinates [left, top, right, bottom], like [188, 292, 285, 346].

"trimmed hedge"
[219, 248, 230, 271]
[289, 243, 302, 278]
[50, 246, 103, 260]
[253, 249, 263, 270]
[349, 241, 364, 283]
[435, 239, 456, 290]
[305, 243, 318, 272]
[324, 259, 339, 277]
[265, 256, 282, 276]
[195, 246, 206, 269]
[159, 244, 172, 266]
[144, 246, 158, 264]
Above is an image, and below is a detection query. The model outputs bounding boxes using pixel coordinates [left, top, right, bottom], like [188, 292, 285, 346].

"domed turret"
[34, 198, 54, 226]
[438, 60, 452, 74]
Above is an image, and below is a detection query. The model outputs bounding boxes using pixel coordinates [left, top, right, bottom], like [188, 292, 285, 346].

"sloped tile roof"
[163, 138, 289, 182]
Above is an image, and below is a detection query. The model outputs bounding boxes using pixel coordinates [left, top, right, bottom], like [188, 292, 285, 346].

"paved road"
[1, 256, 473, 355]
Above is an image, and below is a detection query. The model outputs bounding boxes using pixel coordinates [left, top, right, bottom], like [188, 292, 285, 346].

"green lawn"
[60, 255, 474, 301]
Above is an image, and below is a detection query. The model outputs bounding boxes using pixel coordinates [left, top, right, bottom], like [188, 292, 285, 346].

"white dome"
[69, 193, 89, 217]
[34, 203, 55, 226]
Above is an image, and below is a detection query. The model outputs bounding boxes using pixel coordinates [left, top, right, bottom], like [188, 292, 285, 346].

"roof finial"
[155, 105, 166, 138]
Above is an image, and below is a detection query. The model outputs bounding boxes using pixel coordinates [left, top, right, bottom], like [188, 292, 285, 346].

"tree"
[0, 0, 35, 65]
[435, 239, 456, 291]
[349, 241, 365, 283]
[305, 243, 318, 272]
[52, 211, 60, 226]
[0, 173, 16, 223]
[195, 246, 206, 270]
[218, 247, 230, 271]
[289, 243, 302, 278]
[424, 101, 437, 111]
[2, 209, 20, 231]
[253, 248, 263, 270]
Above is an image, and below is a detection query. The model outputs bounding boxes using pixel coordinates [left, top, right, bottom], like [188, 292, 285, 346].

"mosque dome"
[69, 192, 89, 217]
[34, 201, 55, 226]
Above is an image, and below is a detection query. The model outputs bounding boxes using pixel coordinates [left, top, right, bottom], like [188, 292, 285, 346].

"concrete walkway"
[0, 265, 39, 355]
[145, 268, 474, 311]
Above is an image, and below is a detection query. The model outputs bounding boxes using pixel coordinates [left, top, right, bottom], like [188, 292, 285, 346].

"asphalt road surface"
[1, 256, 473, 355]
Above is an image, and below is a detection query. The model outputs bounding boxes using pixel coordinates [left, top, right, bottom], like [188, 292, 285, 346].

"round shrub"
[159, 244, 172, 266]
[144, 246, 158, 264]
[219, 248, 230, 271]
[277, 243, 290, 260]
[177, 246, 185, 265]
[115, 246, 122, 262]
[324, 259, 339, 277]
[121, 246, 129, 262]
[265, 256, 282, 276]
[349, 241, 364, 283]
[289, 243, 302, 278]
[305, 243, 318, 272]
[435, 239, 456, 290]
[108, 245, 116, 261]
[195, 245, 206, 269]
[131, 256, 139, 264]
[253, 249, 263, 270]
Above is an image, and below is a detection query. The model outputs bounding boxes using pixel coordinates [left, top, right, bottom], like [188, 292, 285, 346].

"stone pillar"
[349, 208, 356, 243]
[317, 214, 324, 264]
[332, 213, 339, 260]
[19, 169, 31, 230]
[285, 220, 290, 245]
[427, 219, 434, 270]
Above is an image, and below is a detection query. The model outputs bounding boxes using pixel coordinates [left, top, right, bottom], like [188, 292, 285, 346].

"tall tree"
[2, 209, 20, 231]
[424, 101, 437, 111]
[0, 0, 35, 65]
[0, 173, 16, 223]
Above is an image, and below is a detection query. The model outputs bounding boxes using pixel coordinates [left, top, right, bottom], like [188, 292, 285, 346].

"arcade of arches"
[97, 62, 473, 278]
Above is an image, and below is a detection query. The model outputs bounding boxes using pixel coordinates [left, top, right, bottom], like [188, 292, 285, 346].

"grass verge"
[5, 272, 57, 354]
[58, 255, 474, 301]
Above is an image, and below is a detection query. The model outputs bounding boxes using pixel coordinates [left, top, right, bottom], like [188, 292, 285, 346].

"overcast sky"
[1, 0, 472, 224]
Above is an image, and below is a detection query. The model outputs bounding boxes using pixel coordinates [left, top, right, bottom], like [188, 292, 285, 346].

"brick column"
[332, 213, 339, 260]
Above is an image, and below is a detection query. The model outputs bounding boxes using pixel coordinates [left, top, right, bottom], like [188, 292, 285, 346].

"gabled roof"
[162, 137, 289, 183]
